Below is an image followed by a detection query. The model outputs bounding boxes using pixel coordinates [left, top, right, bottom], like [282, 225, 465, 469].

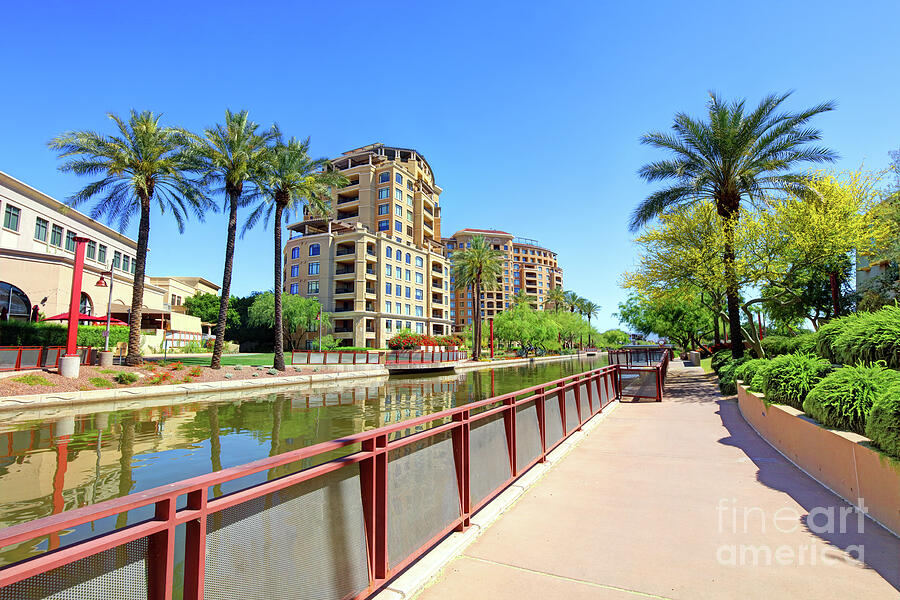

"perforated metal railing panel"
[386, 431, 460, 569]
[0, 538, 148, 600]
[515, 402, 541, 470]
[578, 383, 589, 420]
[204, 464, 369, 600]
[469, 413, 511, 506]
[564, 388, 579, 432]
[620, 369, 659, 399]
[544, 395, 564, 448]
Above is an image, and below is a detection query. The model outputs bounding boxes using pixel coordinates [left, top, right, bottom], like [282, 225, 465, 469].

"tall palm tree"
[511, 289, 537, 308]
[632, 92, 836, 358]
[48, 111, 209, 365]
[244, 137, 347, 371]
[187, 110, 278, 368]
[546, 287, 567, 313]
[564, 290, 580, 313]
[581, 300, 600, 345]
[452, 235, 504, 360]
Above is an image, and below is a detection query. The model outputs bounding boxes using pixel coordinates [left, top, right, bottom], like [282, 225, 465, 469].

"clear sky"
[1, 1, 898, 331]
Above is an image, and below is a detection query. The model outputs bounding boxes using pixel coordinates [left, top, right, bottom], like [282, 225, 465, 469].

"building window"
[406, 210, 413, 222]
[415, 272, 423, 284]
[415, 322, 424, 333]
[405, 304, 411, 315]
[290, 264, 299, 277]
[415, 306, 423, 317]
[407, 195, 413, 206]
[405, 269, 411, 281]
[112, 251, 121, 269]
[308, 281, 319, 294]
[394, 221, 402, 232]
[290, 283, 299, 294]
[405, 286, 411, 298]
[86, 240, 96, 259]
[378, 203, 389, 215]
[415, 289, 423, 300]
[64, 231, 77, 251]
[2, 205, 20, 231]
[385, 319, 392, 331]
[378, 220, 389, 231]
[309, 243, 320, 256]
[394, 204, 403, 217]
[97, 244, 107, 264]
[378, 187, 389, 199]
[47, 224, 62, 247]
[396, 304, 402, 315]
[130, 259, 135, 274]
[406, 321, 412, 329]
[291, 247, 300, 259]
[394, 188, 402, 200]
[395, 173, 403, 185]
[34, 217, 48, 242]
[379, 172, 390, 184]
[122, 255, 130, 272]
[385, 264, 392, 277]
[386, 283, 392, 295]
[405, 253, 411, 264]
[385, 301, 392, 313]
[395, 285, 401, 297]
[308, 262, 319, 275]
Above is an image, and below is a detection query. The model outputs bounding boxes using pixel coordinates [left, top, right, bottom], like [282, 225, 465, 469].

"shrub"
[734, 359, 769, 385]
[717, 357, 749, 395]
[89, 377, 115, 389]
[761, 333, 817, 357]
[760, 353, 833, 409]
[189, 367, 203, 377]
[11, 374, 54, 386]
[113, 372, 138, 385]
[168, 362, 184, 371]
[710, 350, 732, 374]
[0, 321, 129, 347]
[387, 333, 440, 350]
[866, 378, 900, 459]
[831, 306, 900, 369]
[803, 364, 900, 435]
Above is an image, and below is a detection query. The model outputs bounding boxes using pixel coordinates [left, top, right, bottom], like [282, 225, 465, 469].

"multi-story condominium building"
[0, 171, 213, 348]
[282, 144, 452, 348]
[443, 229, 564, 332]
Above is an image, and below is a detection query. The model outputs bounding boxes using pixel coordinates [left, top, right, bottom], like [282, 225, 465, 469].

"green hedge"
[831, 306, 900, 369]
[734, 358, 770, 389]
[803, 364, 900, 435]
[761, 333, 817, 357]
[866, 378, 900, 459]
[717, 357, 750, 395]
[0, 321, 129, 348]
[759, 353, 833, 410]
[711, 350, 732, 374]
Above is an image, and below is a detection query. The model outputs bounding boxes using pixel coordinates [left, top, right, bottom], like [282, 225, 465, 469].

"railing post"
[147, 497, 176, 600]
[537, 386, 547, 462]
[360, 434, 388, 582]
[183, 488, 208, 600]
[452, 410, 470, 530]
[504, 397, 517, 476]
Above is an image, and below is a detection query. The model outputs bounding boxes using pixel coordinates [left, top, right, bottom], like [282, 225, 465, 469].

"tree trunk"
[211, 192, 239, 369]
[473, 282, 481, 360]
[829, 272, 840, 318]
[713, 313, 721, 346]
[125, 202, 151, 366]
[722, 213, 744, 359]
[273, 201, 286, 371]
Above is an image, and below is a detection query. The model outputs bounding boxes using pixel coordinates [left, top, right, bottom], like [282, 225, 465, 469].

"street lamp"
[95, 270, 114, 352]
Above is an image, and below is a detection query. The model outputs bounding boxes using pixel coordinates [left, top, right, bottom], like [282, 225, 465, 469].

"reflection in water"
[0, 356, 605, 567]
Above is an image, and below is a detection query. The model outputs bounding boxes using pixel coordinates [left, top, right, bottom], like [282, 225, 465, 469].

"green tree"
[494, 304, 559, 355]
[545, 287, 567, 313]
[451, 235, 504, 359]
[617, 292, 710, 351]
[511, 289, 537, 308]
[563, 290, 580, 313]
[244, 136, 347, 370]
[48, 110, 210, 365]
[580, 300, 601, 345]
[246, 292, 330, 351]
[187, 110, 278, 368]
[184, 293, 240, 331]
[633, 92, 836, 358]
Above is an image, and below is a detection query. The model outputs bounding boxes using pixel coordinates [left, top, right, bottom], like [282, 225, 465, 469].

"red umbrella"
[43, 313, 128, 325]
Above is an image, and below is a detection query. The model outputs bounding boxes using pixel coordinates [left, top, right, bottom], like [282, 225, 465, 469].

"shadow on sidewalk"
[714, 394, 900, 590]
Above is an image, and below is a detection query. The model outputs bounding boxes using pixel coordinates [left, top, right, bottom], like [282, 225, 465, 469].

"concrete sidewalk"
[416, 362, 900, 599]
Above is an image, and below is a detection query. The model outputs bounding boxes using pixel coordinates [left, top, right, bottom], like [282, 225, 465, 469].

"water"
[0, 355, 605, 568]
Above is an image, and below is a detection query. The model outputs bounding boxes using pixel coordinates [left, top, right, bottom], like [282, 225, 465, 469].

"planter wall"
[737, 382, 900, 537]
[688, 351, 701, 366]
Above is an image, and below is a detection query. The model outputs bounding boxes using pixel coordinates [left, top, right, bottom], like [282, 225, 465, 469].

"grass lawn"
[156, 353, 277, 367]
[700, 357, 713, 373]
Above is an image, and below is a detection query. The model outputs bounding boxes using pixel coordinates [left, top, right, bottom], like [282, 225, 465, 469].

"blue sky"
[1, 1, 898, 331]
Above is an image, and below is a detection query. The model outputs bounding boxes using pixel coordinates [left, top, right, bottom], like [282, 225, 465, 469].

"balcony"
[424, 205, 433, 216]
[335, 284, 355, 296]
[337, 210, 358, 220]
[335, 266, 355, 275]
[336, 247, 355, 257]
[336, 195, 358, 205]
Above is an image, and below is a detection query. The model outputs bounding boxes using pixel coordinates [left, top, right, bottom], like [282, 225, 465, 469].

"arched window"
[309, 243, 320, 256]
[80, 292, 94, 316]
[0, 282, 31, 320]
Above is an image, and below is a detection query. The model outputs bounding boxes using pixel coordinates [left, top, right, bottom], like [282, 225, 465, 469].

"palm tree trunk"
[473, 282, 481, 360]
[211, 193, 239, 369]
[722, 215, 744, 359]
[125, 203, 151, 366]
[273, 201, 285, 371]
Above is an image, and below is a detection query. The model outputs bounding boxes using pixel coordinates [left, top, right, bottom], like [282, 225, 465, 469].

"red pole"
[758, 313, 764, 339]
[489, 319, 494, 359]
[65, 237, 89, 356]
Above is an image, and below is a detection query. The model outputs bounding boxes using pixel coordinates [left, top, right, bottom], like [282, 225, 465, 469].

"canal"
[0, 356, 605, 568]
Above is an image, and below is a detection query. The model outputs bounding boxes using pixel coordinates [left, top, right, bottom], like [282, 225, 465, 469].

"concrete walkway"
[416, 362, 900, 599]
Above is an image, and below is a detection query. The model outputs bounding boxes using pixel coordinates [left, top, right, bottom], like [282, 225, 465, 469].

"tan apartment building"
[0, 171, 211, 349]
[443, 229, 563, 332]
[282, 144, 452, 348]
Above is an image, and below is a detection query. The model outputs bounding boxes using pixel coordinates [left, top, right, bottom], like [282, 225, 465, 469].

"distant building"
[442, 229, 564, 333]
[0, 171, 212, 349]
[282, 144, 452, 348]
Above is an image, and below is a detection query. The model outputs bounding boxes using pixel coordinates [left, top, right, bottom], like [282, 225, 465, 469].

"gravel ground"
[0, 362, 317, 397]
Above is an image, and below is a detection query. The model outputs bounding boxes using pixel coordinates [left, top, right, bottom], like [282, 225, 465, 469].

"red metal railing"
[0, 365, 623, 600]
[611, 349, 670, 401]
[290, 350, 382, 365]
[384, 350, 468, 364]
[0, 346, 94, 372]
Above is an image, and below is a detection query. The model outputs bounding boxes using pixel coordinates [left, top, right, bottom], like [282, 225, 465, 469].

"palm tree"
[48, 111, 209, 366]
[546, 287, 567, 313]
[187, 110, 278, 368]
[632, 92, 836, 358]
[581, 300, 600, 345]
[511, 289, 537, 308]
[244, 137, 347, 371]
[564, 290, 580, 313]
[452, 235, 504, 360]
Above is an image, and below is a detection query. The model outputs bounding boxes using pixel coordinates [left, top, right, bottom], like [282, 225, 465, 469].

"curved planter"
[737, 382, 900, 537]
